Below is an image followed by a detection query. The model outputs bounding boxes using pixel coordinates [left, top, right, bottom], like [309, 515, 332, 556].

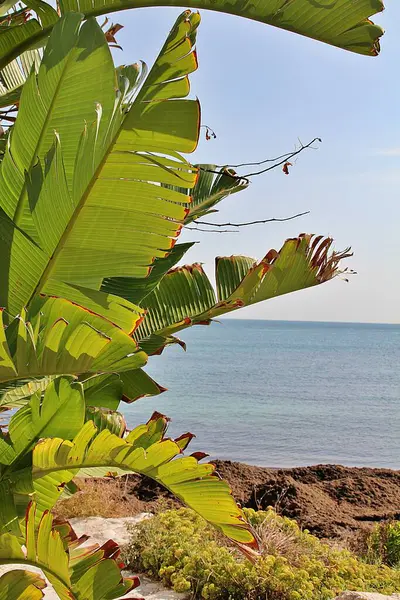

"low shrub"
[122, 508, 400, 600]
[354, 521, 400, 568]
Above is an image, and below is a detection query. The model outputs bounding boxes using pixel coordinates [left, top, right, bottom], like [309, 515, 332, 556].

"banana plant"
[0, 8, 200, 409]
[0, 10, 199, 318]
[0, 378, 259, 597]
[0, 501, 141, 599]
[0, 0, 363, 596]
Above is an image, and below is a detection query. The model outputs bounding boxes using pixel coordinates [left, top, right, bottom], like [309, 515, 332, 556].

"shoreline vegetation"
[54, 460, 400, 599]
[121, 508, 400, 599]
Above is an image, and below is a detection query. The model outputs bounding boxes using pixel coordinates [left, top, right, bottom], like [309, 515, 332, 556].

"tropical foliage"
[0, 0, 384, 80]
[0, 0, 382, 596]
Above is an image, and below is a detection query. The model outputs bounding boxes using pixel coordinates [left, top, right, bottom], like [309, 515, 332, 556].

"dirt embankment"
[212, 462, 400, 539]
[57, 462, 400, 541]
[126, 462, 400, 540]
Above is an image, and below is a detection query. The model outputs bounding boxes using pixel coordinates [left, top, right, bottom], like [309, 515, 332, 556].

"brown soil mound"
[213, 461, 400, 539]
[57, 462, 400, 541]
[127, 461, 400, 540]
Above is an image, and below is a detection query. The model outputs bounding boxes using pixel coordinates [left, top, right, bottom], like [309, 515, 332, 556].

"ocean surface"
[125, 320, 400, 469]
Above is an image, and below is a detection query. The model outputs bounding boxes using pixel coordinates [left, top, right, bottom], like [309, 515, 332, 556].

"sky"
[112, 3, 400, 324]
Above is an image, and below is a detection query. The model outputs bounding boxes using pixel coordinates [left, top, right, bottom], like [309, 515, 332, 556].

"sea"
[125, 320, 400, 469]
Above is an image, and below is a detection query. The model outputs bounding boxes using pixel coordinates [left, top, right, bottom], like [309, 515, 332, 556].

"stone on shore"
[333, 593, 400, 600]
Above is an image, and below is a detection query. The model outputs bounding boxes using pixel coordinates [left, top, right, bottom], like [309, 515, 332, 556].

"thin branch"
[195, 210, 310, 228]
[185, 226, 238, 233]
[199, 137, 321, 181]
[217, 137, 321, 169]
[0, 105, 17, 117]
[0, 115, 16, 123]
[243, 138, 319, 177]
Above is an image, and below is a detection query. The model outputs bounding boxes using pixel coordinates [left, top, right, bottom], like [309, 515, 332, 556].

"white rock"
[0, 514, 187, 600]
[132, 576, 189, 600]
[333, 593, 400, 600]
[69, 513, 152, 547]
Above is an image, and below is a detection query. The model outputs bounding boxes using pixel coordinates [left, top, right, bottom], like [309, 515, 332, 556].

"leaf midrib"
[0, 558, 70, 591]
[25, 115, 124, 308]
[0, 384, 80, 478]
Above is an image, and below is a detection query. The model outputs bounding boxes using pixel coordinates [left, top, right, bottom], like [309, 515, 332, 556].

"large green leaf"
[0, 360, 165, 412]
[170, 164, 249, 225]
[81, 368, 165, 410]
[82, 368, 166, 410]
[0, 49, 41, 108]
[0, 296, 147, 385]
[0, 377, 84, 467]
[0, 570, 45, 600]
[0, 0, 384, 73]
[136, 234, 352, 351]
[0, 503, 139, 600]
[0, 377, 55, 412]
[0, 13, 116, 240]
[66, 0, 385, 55]
[31, 413, 258, 550]
[0, 11, 199, 321]
[101, 242, 194, 305]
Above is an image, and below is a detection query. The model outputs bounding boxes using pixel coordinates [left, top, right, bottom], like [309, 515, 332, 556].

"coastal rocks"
[333, 593, 400, 600]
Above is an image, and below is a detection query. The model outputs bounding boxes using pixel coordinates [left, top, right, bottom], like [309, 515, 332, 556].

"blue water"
[125, 320, 400, 469]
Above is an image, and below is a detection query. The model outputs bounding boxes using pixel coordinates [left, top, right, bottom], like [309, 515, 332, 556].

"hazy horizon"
[219, 316, 400, 325]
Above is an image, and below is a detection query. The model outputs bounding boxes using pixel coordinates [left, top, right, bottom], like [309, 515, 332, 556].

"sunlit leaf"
[136, 235, 352, 352]
[0, 0, 384, 74]
[31, 413, 258, 550]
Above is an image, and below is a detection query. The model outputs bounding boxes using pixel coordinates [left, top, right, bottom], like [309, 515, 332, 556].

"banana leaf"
[136, 234, 352, 352]
[0, 570, 46, 600]
[0, 0, 384, 74]
[0, 297, 147, 385]
[28, 412, 258, 550]
[0, 503, 139, 600]
[0, 11, 199, 322]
